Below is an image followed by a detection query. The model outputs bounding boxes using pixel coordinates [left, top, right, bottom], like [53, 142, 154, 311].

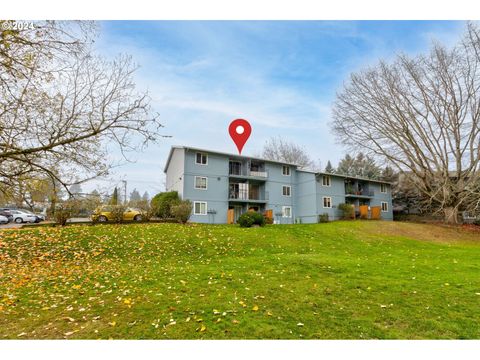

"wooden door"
[359, 205, 369, 219]
[371, 206, 381, 220]
[227, 209, 234, 224]
[264, 209, 273, 220]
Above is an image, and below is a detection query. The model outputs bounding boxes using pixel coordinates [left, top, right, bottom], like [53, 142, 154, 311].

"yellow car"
[91, 205, 144, 222]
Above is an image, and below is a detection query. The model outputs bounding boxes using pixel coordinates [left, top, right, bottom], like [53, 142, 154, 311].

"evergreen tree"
[110, 187, 119, 205]
[129, 188, 141, 202]
[336, 153, 381, 179]
[324, 160, 335, 173]
[142, 191, 150, 201]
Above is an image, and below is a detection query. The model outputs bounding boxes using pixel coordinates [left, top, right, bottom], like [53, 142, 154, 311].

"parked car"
[21, 209, 45, 223]
[0, 215, 9, 224]
[91, 206, 145, 222]
[0, 209, 13, 222]
[8, 209, 38, 224]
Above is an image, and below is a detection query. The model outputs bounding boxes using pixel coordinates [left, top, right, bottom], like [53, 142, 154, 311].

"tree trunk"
[444, 207, 459, 224]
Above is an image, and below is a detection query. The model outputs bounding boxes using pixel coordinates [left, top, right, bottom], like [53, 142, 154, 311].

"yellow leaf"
[200, 325, 206, 332]
[252, 305, 259, 311]
[109, 321, 116, 326]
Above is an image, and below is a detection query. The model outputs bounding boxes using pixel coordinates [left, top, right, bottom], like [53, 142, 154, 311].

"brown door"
[371, 206, 381, 220]
[227, 209, 235, 224]
[264, 209, 273, 220]
[359, 205, 369, 219]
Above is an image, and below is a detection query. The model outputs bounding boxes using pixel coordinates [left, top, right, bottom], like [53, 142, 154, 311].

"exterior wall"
[164, 147, 394, 224]
[182, 149, 229, 224]
[295, 171, 318, 223]
[264, 162, 296, 224]
[315, 174, 345, 221]
[165, 148, 185, 197]
[369, 182, 393, 220]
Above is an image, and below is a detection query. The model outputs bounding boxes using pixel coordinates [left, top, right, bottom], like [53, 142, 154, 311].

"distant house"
[164, 146, 393, 224]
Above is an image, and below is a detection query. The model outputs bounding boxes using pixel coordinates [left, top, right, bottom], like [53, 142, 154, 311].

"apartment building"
[164, 146, 393, 224]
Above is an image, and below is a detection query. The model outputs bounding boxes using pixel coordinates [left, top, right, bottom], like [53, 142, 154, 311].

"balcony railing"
[345, 189, 374, 197]
[229, 168, 268, 178]
[229, 162, 268, 178]
[229, 189, 268, 201]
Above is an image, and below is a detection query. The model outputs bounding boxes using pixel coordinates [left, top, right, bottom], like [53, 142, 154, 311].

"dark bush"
[150, 191, 180, 218]
[238, 211, 265, 227]
[318, 213, 329, 223]
[338, 203, 355, 219]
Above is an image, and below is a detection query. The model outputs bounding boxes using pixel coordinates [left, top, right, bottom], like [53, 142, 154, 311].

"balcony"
[345, 189, 374, 198]
[229, 160, 268, 179]
[228, 189, 268, 203]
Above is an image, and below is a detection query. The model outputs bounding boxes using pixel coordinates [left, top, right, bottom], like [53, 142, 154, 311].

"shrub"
[150, 191, 180, 219]
[318, 213, 329, 223]
[238, 213, 255, 227]
[338, 203, 355, 220]
[54, 199, 80, 226]
[474, 218, 480, 226]
[130, 199, 154, 221]
[110, 205, 127, 223]
[238, 211, 265, 227]
[264, 216, 274, 225]
[171, 200, 192, 224]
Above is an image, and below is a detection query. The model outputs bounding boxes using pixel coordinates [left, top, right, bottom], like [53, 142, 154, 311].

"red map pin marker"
[229, 119, 251, 154]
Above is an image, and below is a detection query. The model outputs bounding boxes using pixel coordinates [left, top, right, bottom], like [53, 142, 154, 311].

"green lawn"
[1, 221, 480, 339]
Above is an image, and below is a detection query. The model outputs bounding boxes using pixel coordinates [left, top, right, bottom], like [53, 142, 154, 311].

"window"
[195, 152, 208, 165]
[194, 201, 207, 215]
[282, 185, 291, 197]
[323, 196, 332, 208]
[282, 165, 290, 176]
[380, 183, 387, 193]
[322, 175, 331, 187]
[381, 202, 388, 212]
[194, 176, 207, 190]
[282, 206, 292, 218]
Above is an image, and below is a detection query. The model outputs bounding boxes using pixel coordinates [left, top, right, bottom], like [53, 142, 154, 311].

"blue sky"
[85, 20, 466, 198]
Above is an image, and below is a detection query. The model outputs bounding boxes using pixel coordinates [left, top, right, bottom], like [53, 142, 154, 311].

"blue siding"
[164, 147, 394, 224]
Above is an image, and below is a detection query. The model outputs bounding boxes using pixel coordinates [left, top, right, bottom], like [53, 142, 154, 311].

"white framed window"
[282, 206, 292, 218]
[323, 196, 332, 208]
[282, 185, 291, 197]
[380, 183, 387, 193]
[194, 201, 207, 215]
[195, 152, 208, 165]
[322, 175, 331, 187]
[194, 176, 207, 190]
[282, 165, 290, 176]
[381, 202, 388, 212]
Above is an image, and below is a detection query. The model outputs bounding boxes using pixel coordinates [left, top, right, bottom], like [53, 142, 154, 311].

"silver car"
[9, 210, 37, 224]
[0, 215, 8, 224]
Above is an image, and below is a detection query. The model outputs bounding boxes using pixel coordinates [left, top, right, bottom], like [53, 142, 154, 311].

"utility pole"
[122, 180, 127, 205]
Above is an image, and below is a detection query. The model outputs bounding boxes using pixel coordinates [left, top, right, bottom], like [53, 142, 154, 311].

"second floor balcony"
[229, 159, 268, 179]
[228, 185, 268, 202]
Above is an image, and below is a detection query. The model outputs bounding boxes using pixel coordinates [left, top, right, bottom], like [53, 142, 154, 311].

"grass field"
[1, 221, 480, 339]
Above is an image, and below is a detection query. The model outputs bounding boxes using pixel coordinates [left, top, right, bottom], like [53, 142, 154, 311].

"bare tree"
[260, 136, 314, 169]
[331, 23, 480, 223]
[0, 21, 166, 203]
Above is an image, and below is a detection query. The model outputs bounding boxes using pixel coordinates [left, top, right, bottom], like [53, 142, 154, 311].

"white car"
[9, 210, 37, 224]
[0, 215, 8, 224]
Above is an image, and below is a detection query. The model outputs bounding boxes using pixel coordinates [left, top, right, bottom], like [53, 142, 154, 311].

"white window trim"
[193, 201, 208, 215]
[282, 185, 291, 197]
[322, 175, 331, 187]
[282, 206, 292, 218]
[381, 201, 388, 212]
[323, 196, 332, 208]
[282, 165, 291, 176]
[194, 176, 208, 190]
[195, 152, 208, 165]
[380, 184, 387, 193]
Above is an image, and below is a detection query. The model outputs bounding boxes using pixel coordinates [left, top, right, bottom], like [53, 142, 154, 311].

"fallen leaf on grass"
[252, 305, 259, 311]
